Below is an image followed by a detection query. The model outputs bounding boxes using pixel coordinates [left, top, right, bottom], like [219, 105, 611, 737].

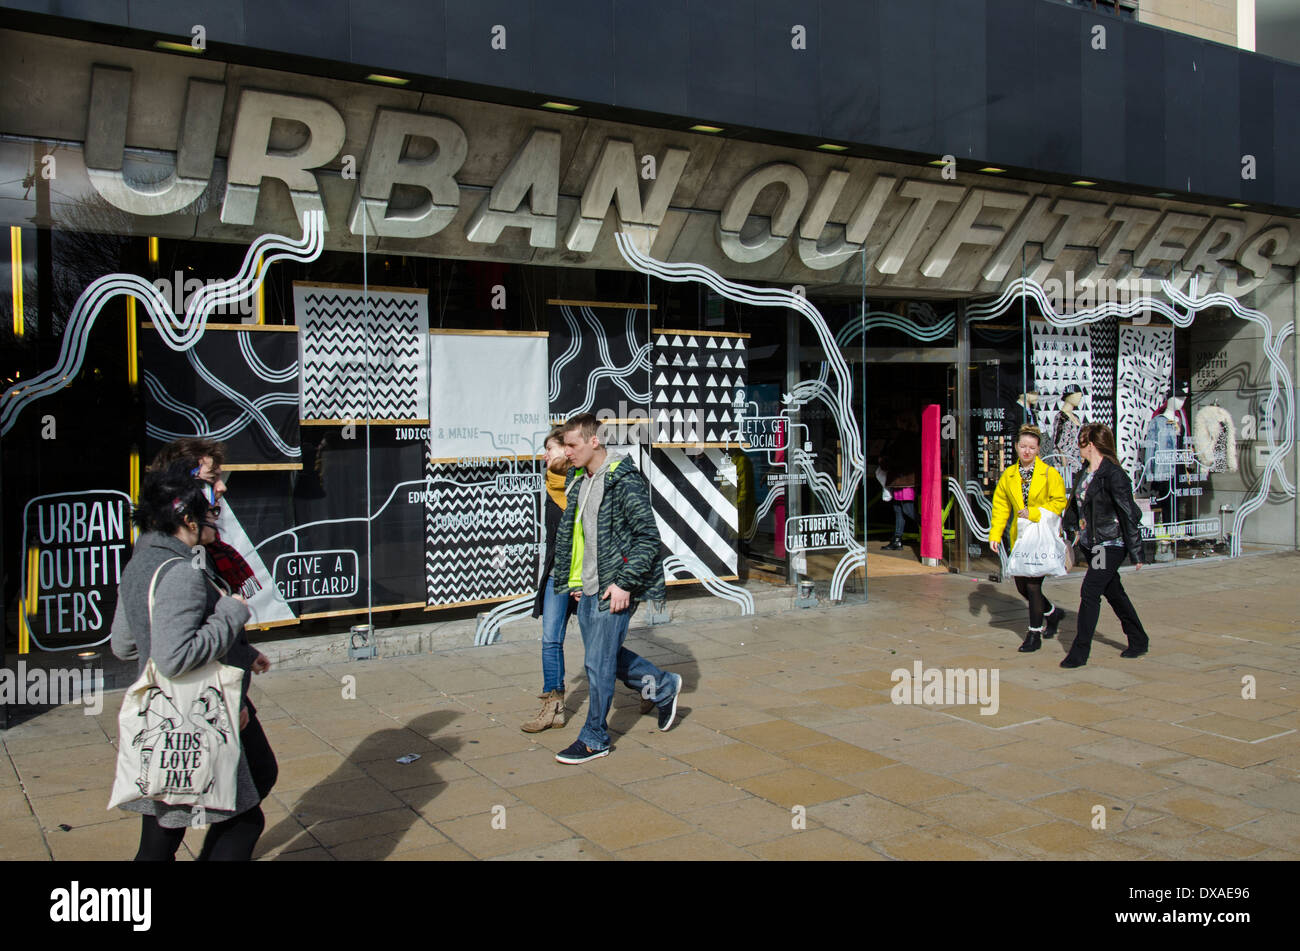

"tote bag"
[1005, 511, 1069, 578]
[109, 558, 245, 812]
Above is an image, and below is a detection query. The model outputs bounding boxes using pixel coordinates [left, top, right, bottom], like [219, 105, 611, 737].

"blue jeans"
[576, 594, 672, 752]
[540, 583, 574, 694]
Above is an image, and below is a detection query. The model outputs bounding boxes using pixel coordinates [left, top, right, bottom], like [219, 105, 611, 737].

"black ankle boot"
[1043, 606, 1065, 639]
[1120, 645, 1148, 658]
[1059, 651, 1088, 669]
[1018, 630, 1042, 653]
[882, 537, 903, 551]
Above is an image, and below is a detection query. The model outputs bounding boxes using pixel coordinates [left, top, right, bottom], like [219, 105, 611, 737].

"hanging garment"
[1142, 414, 1182, 483]
[1193, 405, 1238, 472]
[1053, 412, 1083, 477]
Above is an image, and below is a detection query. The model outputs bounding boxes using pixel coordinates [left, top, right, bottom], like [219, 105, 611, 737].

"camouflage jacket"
[551, 456, 667, 612]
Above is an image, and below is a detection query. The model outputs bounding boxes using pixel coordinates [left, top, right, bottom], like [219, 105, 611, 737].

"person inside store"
[110, 464, 275, 860]
[878, 411, 921, 551]
[989, 424, 1069, 653]
[1061, 423, 1151, 669]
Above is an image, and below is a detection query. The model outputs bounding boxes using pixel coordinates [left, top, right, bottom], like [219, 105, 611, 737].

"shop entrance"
[861, 360, 956, 576]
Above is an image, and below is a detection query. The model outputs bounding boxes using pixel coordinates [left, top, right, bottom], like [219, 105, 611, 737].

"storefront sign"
[20, 490, 131, 647]
[47, 60, 1294, 296]
[273, 549, 359, 602]
[784, 514, 848, 552]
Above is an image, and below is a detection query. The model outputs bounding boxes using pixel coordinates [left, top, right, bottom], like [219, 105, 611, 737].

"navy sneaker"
[657, 673, 683, 732]
[555, 739, 609, 764]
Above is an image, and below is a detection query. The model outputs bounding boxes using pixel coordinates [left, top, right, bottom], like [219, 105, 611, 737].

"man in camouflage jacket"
[550, 414, 682, 763]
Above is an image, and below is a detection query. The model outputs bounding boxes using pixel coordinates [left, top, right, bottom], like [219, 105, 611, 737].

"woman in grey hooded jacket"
[111, 465, 276, 860]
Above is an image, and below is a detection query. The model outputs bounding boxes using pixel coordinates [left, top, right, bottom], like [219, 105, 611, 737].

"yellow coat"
[989, 458, 1068, 551]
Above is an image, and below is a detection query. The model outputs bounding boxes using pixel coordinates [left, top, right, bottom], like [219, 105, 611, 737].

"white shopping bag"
[1005, 511, 1069, 578]
[109, 657, 245, 811]
[108, 558, 244, 811]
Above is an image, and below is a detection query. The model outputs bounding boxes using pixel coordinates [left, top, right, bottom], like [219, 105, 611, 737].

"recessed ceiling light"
[817, 143, 849, 152]
[979, 167, 1005, 173]
[154, 40, 204, 54]
[1227, 202, 1249, 208]
[541, 101, 579, 111]
[1072, 180, 1097, 187]
[1153, 192, 1176, 198]
[927, 158, 949, 167]
[690, 124, 724, 133]
[366, 73, 410, 86]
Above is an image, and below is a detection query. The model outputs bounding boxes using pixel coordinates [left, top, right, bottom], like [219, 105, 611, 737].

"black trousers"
[134, 712, 278, 862]
[1070, 546, 1150, 661]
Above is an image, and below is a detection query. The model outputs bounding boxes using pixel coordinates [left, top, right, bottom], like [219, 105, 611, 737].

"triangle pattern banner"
[649, 329, 749, 445]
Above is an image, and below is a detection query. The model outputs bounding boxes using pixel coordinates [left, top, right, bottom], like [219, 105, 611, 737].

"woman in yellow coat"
[989, 425, 1069, 653]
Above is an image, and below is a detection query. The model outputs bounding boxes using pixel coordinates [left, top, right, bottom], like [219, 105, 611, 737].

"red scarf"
[207, 531, 261, 598]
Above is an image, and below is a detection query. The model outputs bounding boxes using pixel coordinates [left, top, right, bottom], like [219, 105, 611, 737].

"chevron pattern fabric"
[650, 331, 749, 444]
[425, 460, 542, 607]
[295, 284, 430, 420]
[1090, 316, 1119, 430]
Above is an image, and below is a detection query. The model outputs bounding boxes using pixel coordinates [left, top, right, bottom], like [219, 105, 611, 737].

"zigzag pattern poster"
[424, 460, 542, 607]
[651, 330, 749, 444]
[294, 283, 430, 421]
[141, 325, 300, 465]
[547, 301, 650, 420]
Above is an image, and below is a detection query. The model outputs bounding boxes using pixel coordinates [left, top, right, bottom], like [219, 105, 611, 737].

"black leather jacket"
[1063, 458, 1145, 565]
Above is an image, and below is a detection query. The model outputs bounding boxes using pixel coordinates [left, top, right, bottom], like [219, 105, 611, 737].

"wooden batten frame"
[296, 600, 428, 622]
[548, 299, 658, 311]
[223, 463, 304, 472]
[429, 328, 548, 337]
[425, 593, 531, 612]
[300, 418, 430, 426]
[142, 322, 297, 332]
[653, 328, 750, 338]
[292, 281, 429, 295]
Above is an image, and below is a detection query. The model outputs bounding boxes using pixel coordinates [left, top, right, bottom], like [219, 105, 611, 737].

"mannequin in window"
[1052, 385, 1085, 485]
[1144, 383, 1188, 524]
[1017, 390, 1056, 462]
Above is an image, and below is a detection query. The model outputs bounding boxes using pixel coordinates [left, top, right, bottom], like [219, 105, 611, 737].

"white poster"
[1117, 325, 1175, 483]
[428, 332, 550, 460]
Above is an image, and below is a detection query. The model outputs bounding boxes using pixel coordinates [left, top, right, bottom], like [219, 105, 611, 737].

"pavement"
[2, 551, 1297, 861]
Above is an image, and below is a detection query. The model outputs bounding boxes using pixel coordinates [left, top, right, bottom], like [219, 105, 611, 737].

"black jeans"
[891, 500, 917, 538]
[133, 712, 278, 862]
[1013, 576, 1055, 630]
[1070, 546, 1149, 661]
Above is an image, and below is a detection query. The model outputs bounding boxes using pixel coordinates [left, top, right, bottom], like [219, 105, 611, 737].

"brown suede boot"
[521, 690, 566, 733]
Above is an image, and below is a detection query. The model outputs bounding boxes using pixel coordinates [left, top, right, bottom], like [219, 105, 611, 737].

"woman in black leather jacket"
[1060, 423, 1150, 668]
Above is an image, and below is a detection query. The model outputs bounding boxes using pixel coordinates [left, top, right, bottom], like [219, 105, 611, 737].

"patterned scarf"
[207, 531, 261, 598]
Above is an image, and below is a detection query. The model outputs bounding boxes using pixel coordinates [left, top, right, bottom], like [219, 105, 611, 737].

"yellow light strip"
[126, 296, 138, 386]
[147, 236, 159, 263]
[130, 449, 141, 504]
[256, 254, 265, 324]
[10, 226, 23, 338]
[22, 546, 38, 653]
